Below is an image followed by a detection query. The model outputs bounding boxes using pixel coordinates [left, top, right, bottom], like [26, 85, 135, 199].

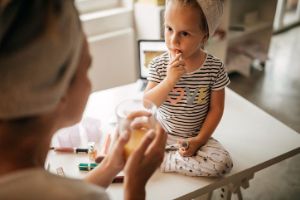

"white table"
[47, 82, 300, 200]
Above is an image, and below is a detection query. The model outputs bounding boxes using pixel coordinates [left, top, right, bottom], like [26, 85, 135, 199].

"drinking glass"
[115, 99, 157, 159]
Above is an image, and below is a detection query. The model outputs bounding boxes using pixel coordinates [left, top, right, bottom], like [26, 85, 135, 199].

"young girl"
[144, 0, 233, 177]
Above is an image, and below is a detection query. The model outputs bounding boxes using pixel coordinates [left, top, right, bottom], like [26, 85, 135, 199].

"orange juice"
[124, 128, 147, 159]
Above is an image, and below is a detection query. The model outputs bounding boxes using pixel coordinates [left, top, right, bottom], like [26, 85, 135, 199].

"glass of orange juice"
[115, 99, 157, 159]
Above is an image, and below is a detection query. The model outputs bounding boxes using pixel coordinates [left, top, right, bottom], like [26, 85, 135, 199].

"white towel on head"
[196, 0, 223, 37]
[0, 1, 83, 119]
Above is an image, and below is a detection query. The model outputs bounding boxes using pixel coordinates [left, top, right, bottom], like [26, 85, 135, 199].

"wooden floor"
[228, 26, 300, 200]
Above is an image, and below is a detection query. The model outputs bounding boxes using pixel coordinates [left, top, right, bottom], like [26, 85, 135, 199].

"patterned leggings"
[160, 137, 233, 177]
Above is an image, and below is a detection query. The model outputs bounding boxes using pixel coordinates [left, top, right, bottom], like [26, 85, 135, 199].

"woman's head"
[0, 0, 90, 126]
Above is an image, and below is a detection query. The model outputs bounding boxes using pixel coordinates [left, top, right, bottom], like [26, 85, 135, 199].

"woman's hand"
[178, 137, 206, 157]
[103, 110, 154, 175]
[84, 130, 129, 188]
[124, 124, 167, 200]
[102, 130, 129, 173]
[166, 53, 186, 85]
[89, 111, 155, 184]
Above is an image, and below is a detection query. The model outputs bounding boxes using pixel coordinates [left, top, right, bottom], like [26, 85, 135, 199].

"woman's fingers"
[128, 130, 155, 161]
[130, 121, 150, 130]
[124, 111, 153, 133]
[109, 130, 128, 160]
[153, 124, 167, 150]
[145, 124, 167, 160]
[124, 125, 165, 185]
[130, 116, 153, 130]
[118, 130, 129, 145]
[126, 110, 151, 120]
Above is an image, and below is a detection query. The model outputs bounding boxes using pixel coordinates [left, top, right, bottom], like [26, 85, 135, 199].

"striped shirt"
[147, 52, 230, 138]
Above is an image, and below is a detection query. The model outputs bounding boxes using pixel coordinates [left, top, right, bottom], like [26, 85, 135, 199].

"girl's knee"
[213, 153, 233, 176]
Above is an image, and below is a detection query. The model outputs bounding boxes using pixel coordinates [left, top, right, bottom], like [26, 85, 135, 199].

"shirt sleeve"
[211, 63, 230, 90]
[147, 58, 162, 83]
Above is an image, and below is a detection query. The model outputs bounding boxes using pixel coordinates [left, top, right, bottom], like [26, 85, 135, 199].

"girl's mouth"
[174, 49, 182, 54]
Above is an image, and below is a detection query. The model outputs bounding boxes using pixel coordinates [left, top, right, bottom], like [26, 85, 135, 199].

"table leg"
[211, 173, 255, 200]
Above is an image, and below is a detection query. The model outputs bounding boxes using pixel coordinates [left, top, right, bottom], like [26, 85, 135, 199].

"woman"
[0, 1, 166, 199]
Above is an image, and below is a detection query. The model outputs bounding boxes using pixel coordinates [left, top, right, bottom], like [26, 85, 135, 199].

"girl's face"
[164, 1, 207, 59]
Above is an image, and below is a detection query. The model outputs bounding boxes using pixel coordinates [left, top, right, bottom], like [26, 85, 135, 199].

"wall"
[88, 29, 137, 91]
[80, 6, 137, 92]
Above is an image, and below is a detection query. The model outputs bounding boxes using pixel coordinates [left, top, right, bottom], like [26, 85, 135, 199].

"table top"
[47, 82, 300, 200]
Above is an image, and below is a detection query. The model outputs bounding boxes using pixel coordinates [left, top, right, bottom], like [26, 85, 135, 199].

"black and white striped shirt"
[147, 52, 230, 138]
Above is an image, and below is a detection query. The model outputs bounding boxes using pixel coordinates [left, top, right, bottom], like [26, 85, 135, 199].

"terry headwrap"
[0, 1, 83, 119]
[196, 0, 223, 37]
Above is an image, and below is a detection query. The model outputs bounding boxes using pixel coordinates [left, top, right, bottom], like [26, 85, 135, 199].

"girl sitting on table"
[0, 1, 166, 199]
[144, 0, 233, 177]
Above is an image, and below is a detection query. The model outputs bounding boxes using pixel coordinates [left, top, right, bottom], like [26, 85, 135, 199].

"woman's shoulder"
[0, 168, 109, 200]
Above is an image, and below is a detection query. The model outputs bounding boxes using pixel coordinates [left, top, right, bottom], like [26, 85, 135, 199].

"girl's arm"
[179, 88, 225, 156]
[143, 79, 174, 107]
[144, 53, 186, 107]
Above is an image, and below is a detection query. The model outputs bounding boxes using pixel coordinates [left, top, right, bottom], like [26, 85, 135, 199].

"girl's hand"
[166, 53, 186, 85]
[178, 137, 205, 157]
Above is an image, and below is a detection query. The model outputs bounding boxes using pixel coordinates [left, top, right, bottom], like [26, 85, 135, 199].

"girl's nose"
[170, 34, 179, 47]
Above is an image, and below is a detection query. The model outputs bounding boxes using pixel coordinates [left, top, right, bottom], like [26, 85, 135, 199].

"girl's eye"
[166, 26, 172, 32]
[181, 32, 189, 37]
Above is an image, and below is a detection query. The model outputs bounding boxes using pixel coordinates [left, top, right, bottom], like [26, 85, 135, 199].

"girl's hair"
[166, 0, 209, 38]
